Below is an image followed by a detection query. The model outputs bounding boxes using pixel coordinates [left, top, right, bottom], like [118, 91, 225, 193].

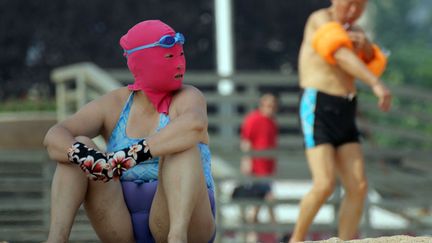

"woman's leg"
[46, 136, 134, 243]
[46, 162, 88, 243]
[149, 146, 215, 243]
[84, 179, 135, 243]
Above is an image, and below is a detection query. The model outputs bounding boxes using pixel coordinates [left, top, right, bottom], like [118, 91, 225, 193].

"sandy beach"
[306, 235, 432, 243]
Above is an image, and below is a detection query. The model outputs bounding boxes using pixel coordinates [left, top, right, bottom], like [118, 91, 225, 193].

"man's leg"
[289, 144, 337, 243]
[251, 186, 276, 224]
[250, 205, 261, 223]
[247, 205, 260, 242]
[46, 136, 134, 243]
[335, 143, 368, 240]
[149, 146, 215, 243]
[265, 191, 277, 224]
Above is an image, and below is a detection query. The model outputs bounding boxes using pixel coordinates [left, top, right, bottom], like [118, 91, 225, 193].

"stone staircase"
[0, 113, 98, 243]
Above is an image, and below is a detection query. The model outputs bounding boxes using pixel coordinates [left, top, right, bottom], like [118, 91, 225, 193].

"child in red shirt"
[236, 93, 279, 225]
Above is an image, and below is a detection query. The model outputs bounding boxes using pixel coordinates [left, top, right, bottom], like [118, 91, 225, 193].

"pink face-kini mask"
[120, 20, 186, 114]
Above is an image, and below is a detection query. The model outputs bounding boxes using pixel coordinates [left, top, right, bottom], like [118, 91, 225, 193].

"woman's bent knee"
[162, 145, 202, 173]
[75, 136, 98, 148]
[166, 145, 200, 161]
[54, 160, 87, 180]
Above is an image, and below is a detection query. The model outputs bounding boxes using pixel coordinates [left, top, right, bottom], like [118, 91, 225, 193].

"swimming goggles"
[123, 32, 185, 57]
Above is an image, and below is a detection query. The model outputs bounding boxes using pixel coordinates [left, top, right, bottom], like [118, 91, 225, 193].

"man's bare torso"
[298, 9, 357, 96]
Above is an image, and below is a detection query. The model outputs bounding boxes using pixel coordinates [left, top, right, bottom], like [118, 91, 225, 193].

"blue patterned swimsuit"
[106, 91, 214, 189]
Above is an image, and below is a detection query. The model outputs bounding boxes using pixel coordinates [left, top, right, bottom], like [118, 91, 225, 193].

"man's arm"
[334, 47, 380, 86]
[239, 113, 255, 175]
[310, 12, 392, 112]
[334, 48, 392, 112]
[347, 26, 374, 62]
[310, 11, 383, 83]
[145, 85, 209, 156]
[240, 139, 252, 175]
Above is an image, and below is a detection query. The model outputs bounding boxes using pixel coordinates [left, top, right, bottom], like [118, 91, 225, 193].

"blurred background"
[0, 0, 431, 242]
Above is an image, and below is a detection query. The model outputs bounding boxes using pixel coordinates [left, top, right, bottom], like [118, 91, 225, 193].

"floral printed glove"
[67, 139, 153, 181]
[67, 142, 112, 181]
[107, 139, 153, 178]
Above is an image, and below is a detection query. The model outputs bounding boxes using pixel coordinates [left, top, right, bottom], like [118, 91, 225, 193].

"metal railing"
[51, 62, 122, 121]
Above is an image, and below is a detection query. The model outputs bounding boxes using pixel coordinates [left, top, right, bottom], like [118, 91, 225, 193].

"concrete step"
[0, 226, 98, 243]
[0, 112, 56, 149]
